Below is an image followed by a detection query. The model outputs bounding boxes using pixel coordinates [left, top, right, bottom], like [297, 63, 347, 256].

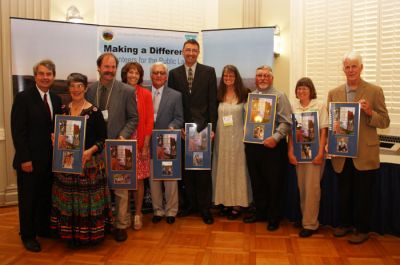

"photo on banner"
[202, 27, 275, 90]
[10, 18, 197, 102]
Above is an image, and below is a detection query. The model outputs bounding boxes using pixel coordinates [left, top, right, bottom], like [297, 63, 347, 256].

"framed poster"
[185, 123, 212, 170]
[291, 111, 320, 162]
[105, 140, 137, 190]
[152, 129, 181, 180]
[53, 115, 86, 174]
[243, 93, 277, 143]
[328, 102, 360, 157]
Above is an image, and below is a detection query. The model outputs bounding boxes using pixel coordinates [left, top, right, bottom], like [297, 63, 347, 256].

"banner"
[202, 27, 274, 89]
[10, 18, 197, 97]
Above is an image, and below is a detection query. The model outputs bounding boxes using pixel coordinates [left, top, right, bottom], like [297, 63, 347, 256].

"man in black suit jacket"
[11, 60, 62, 252]
[168, 39, 218, 224]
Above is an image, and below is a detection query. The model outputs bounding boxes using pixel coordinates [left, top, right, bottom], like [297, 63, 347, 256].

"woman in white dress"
[212, 65, 250, 220]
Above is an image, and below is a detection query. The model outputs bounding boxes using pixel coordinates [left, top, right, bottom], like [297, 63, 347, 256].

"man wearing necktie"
[149, 62, 183, 225]
[11, 59, 62, 252]
[168, 39, 218, 225]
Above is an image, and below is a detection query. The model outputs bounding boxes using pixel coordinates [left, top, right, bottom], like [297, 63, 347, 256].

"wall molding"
[0, 184, 18, 206]
[0, 128, 4, 141]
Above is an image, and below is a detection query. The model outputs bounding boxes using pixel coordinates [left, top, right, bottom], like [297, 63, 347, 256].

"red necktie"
[43, 93, 51, 119]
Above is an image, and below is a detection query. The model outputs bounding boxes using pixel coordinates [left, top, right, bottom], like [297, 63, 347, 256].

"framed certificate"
[53, 115, 86, 174]
[152, 130, 181, 180]
[291, 111, 320, 162]
[185, 123, 212, 170]
[328, 102, 360, 157]
[105, 140, 137, 190]
[243, 93, 277, 143]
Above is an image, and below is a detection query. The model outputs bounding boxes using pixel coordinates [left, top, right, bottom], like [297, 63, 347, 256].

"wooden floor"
[0, 206, 400, 265]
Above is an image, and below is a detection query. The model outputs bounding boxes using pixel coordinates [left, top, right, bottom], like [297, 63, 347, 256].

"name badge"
[222, 115, 233, 126]
[102, 110, 109, 122]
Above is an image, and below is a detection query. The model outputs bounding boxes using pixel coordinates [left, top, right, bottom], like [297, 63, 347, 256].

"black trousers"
[16, 164, 53, 240]
[337, 158, 376, 233]
[245, 140, 288, 222]
[182, 169, 212, 213]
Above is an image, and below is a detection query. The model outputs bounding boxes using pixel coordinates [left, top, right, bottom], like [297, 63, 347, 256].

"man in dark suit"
[86, 53, 138, 242]
[168, 39, 218, 224]
[11, 59, 62, 252]
[149, 62, 184, 225]
[328, 51, 390, 244]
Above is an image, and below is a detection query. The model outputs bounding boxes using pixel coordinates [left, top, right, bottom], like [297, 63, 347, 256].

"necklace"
[70, 100, 86, 116]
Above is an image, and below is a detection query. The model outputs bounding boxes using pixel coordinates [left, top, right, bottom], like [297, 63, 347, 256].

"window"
[294, 0, 400, 128]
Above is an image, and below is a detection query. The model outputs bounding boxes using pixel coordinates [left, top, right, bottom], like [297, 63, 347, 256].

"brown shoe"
[348, 233, 369, 244]
[333, 226, 353, 237]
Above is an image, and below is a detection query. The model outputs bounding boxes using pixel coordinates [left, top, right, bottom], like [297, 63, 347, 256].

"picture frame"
[291, 111, 320, 162]
[243, 93, 277, 144]
[152, 129, 181, 180]
[105, 139, 137, 190]
[328, 102, 360, 157]
[53, 115, 86, 174]
[185, 123, 212, 170]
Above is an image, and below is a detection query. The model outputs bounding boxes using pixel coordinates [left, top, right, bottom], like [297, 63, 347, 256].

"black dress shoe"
[152, 215, 163, 223]
[267, 221, 280, 231]
[243, 215, 257, 223]
[114, 228, 127, 242]
[166, 216, 175, 224]
[201, 211, 214, 225]
[299, 228, 316, 238]
[22, 238, 41, 252]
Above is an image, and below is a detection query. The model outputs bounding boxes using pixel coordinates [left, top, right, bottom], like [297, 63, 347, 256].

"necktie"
[43, 93, 51, 119]
[187, 67, 193, 93]
[99, 86, 108, 110]
[153, 91, 161, 121]
[153, 91, 161, 114]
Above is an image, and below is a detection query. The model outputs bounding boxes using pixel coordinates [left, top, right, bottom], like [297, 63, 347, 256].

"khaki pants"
[296, 162, 325, 230]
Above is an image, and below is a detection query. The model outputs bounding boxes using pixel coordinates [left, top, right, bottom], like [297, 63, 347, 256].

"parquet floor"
[0, 206, 399, 265]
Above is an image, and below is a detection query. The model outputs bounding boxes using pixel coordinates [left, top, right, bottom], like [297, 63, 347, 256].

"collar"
[152, 85, 164, 96]
[36, 85, 49, 99]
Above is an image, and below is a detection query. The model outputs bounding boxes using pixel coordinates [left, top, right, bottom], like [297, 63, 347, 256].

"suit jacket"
[86, 80, 138, 139]
[154, 86, 184, 130]
[11, 85, 62, 169]
[168, 63, 217, 132]
[327, 79, 390, 172]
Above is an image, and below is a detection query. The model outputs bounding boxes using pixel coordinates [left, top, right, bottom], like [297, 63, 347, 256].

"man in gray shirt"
[243, 65, 292, 231]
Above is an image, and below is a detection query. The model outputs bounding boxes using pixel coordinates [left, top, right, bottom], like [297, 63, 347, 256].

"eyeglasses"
[297, 87, 310, 91]
[69, 83, 85, 89]
[152, 71, 166, 76]
[256, 74, 272, 78]
[184, 48, 199, 53]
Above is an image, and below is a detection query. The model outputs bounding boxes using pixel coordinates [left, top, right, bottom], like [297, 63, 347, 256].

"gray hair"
[343, 51, 363, 65]
[150, 62, 168, 73]
[256, 65, 273, 76]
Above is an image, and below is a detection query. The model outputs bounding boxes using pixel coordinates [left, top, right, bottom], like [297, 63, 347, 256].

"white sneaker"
[133, 215, 143, 230]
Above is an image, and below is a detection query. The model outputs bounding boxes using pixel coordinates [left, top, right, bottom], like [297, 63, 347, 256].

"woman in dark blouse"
[50, 73, 113, 248]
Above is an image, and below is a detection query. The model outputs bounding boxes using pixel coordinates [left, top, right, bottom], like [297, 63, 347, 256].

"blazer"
[154, 86, 184, 130]
[327, 79, 390, 172]
[86, 80, 138, 139]
[168, 63, 217, 132]
[11, 85, 62, 169]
